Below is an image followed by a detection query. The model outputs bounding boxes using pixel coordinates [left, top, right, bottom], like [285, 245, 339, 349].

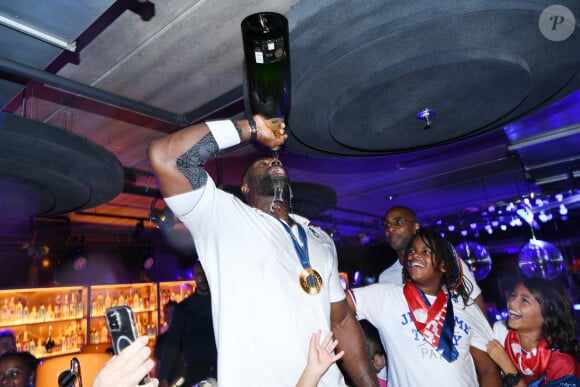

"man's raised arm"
[147, 116, 286, 198]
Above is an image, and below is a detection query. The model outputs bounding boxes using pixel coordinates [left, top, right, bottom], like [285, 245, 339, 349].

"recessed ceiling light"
[416, 108, 436, 129]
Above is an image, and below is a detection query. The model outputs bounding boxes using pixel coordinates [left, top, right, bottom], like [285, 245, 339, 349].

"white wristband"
[206, 120, 241, 150]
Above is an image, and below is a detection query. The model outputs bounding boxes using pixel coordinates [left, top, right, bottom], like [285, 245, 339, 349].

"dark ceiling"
[0, 0, 579, 257]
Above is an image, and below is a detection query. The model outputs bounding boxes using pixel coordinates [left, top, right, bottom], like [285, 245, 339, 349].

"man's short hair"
[383, 205, 417, 220]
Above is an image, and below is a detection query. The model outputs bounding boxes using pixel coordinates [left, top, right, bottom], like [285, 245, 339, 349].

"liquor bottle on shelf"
[15, 298, 23, 322]
[133, 292, 140, 312]
[62, 295, 69, 318]
[143, 289, 150, 309]
[8, 297, 14, 321]
[128, 289, 134, 309]
[105, 290, 112, 310]
[77, 327, 85, 350]
[45, 325, 55, 353]
[22, 303, 29, 321]
[36, 337, 45, 357]
[22, 331, 29, 352]
[46, 304, 55, 320]
[100, 323, 109, 343]
[76, 295, 83, 318]
[67, 330, 74, 350]
[97, 293, 104, 314]
[241, 12, 291, 146]
[1, 298, 7, 321]
[30, 305, 37, 322]
[38, 303, 46, 321]
[28, 334, 35, 354]
[69, 293, 76, 317]
[15, 335, 21, 352]
[59, 328, 66, 352]
[54, 295, 61, 318]
[90, 328, 98, 344]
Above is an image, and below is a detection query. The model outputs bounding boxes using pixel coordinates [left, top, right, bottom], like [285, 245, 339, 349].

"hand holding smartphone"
[105, 305, 151, 385]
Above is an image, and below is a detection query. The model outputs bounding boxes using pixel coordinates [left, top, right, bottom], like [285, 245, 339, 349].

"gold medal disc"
[299, 268, 323, 295]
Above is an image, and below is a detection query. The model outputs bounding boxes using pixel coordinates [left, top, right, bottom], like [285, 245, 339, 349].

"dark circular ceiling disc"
[286, 1, 580, 156]
[0, 113, 124, 219]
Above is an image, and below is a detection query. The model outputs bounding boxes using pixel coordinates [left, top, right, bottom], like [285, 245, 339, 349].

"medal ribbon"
[505, 329, 552, 383]
[278, 219, 311, 269]
[403, 282, 458, 362]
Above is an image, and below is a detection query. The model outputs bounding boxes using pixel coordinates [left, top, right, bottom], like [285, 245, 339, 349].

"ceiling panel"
[0, 0, 579, 253]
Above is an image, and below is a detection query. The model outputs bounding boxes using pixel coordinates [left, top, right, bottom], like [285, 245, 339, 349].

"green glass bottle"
[241, 12, 291, 139]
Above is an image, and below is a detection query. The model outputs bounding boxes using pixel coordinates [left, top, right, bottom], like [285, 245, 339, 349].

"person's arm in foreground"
[331, 300, 379, 387]
[471, 346, 503, 387]
[487, 339, 526, 387]
[93, 335, 159, 387]
[296, 330, 345, 387]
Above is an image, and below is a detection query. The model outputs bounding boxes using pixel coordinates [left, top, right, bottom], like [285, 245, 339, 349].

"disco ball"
[454, 241, 492, 281]
[519, 239, 564, 280]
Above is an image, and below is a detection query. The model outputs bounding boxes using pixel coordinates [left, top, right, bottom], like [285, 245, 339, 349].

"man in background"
[154, 300, 179, 383]
[158, 261, 216, 387]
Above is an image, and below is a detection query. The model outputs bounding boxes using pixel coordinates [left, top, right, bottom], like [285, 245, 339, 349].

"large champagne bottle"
[241, 12, 291, 138]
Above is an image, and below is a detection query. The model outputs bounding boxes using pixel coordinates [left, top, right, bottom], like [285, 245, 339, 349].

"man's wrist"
[248, 116, 258, 141]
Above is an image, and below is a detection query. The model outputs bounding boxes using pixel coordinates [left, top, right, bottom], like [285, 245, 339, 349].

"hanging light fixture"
[518, 238, 564, 280]
[150, 198, 176, 231]
[454, 241, 492, 281]
[516, 198, 565, 280]
[427, 189, 579, 236]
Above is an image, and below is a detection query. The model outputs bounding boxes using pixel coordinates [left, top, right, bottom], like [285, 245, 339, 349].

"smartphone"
[105, 305, 150, 385]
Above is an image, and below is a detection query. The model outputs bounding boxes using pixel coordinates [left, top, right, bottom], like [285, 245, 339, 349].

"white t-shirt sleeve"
[164, 180, 206, 217]
[492, 320, 509, 344]
[465, 302, 494, 351]
[348, 283, 389, 323]
[165, 119, 239, 216]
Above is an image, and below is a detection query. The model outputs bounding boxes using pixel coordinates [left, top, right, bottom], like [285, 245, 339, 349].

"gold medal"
[299, 268, 323, 295]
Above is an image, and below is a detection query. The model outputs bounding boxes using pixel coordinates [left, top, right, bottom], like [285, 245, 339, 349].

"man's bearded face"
[252, 171, 290, 198]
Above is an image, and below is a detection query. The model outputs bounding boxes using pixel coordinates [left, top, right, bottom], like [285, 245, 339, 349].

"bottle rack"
[0, 286, 87, 359]
[0, 280, 196, 358]
[158, 280, 195, 331]
[88, 283, 158, 345]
